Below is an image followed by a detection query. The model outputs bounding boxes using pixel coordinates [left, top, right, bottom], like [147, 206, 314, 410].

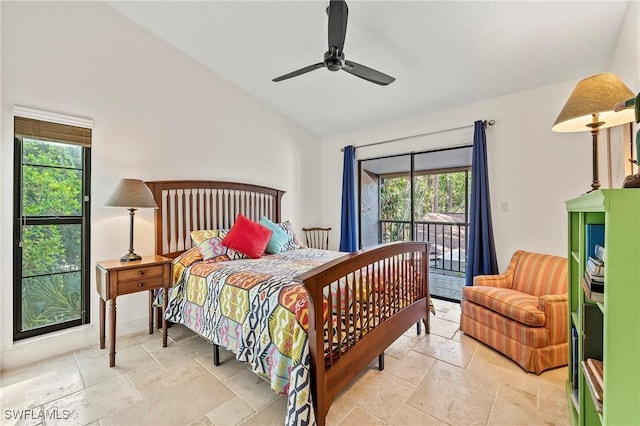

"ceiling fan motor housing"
[324, 48, 345, 71]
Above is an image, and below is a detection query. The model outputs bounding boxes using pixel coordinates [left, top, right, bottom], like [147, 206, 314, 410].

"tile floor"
[0, 299, 570, 426]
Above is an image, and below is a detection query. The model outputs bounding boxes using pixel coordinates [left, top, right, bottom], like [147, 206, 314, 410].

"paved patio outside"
[430, 271, 465, 301]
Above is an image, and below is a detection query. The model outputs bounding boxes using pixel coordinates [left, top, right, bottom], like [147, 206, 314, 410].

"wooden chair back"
[303, 227, 331, 250]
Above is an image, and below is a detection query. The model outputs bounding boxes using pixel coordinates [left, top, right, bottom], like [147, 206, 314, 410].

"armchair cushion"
[463, 286, 545, 326]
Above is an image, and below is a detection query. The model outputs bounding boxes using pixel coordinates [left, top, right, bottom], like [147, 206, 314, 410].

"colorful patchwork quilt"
[164, 248, 345, 426]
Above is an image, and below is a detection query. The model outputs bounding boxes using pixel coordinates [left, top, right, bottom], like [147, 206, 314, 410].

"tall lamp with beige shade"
[552, 72, 635, 191]
[104, 179, 158, 261]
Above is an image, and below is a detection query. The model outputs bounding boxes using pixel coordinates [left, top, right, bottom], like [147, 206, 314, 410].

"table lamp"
[552, 72, 635, 191]
[104, 178, 158, 261]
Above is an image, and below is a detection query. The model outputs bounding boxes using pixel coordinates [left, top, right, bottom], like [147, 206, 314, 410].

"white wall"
[0, 1, 320, 369]
[320, 1, 639, 271]
[609, 0, 640, 93]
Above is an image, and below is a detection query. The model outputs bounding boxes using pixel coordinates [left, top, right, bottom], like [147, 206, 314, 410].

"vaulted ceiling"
[107, 1, 630, 138]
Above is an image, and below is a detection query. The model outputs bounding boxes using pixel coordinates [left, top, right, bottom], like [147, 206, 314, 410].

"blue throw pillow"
[259, 216, 292, 254]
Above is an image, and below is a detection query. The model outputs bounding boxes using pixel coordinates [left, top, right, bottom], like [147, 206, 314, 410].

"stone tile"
[100, 371, 234, 426]
[325, 381, 362, 426]
[223, 370, 278, 411]
[384, 349, 435, 385]
[73, 343, 104, 362]
[339, 406, 387, 425]
[431, 298, 459, 313]
[388, 404, 448, 425]
[487, 393, 548, 426]
[43, 375, 141, 426]
[138, 323, 197, 353]
[146, 334, 212, 370]
[239, 396, 287, 425]
[188, 416, 215, 426]
[429, 316, 460, 339]
[537, 379, 570, 425]
[538, 365, 569, 385]
[385, 334, 417, 359]
[407, 361, 496, 425]
[452, 330, 472, 343]
[75, 344, 156, 387]
[339, 368, 416, 423]
[402, 324, 428, 340]
[467, 341, 529, 374]
[166, 323, 199, 342]
[127, 359, 206, 398]
[433, 310, 447, 319]
[496, 381, 538, 412]
[207, 396, 255, 426]
[442, 308, 461, 323]
[412, 333, 477, 369]
[0, 353, 84, 411]
[114, 329, 159, 351]
[195, 348, 248, 382]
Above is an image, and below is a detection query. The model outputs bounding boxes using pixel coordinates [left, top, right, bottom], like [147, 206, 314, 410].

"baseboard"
[0, 317, 148, 371]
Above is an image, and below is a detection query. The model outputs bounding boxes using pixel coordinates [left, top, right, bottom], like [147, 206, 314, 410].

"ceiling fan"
[272, 0, 395, 86]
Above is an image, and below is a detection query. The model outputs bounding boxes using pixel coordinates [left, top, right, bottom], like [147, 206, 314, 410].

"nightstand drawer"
[118, 265, 164, 281]
[118, 276, 165, 295]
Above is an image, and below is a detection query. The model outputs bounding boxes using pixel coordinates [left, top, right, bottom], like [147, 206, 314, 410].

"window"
[13, 114, 91, 340]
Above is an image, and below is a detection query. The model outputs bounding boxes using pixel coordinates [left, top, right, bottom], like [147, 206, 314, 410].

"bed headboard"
[145, 180, 285, 259]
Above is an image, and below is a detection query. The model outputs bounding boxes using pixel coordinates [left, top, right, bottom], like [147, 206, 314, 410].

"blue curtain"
[465, 120, 498, 286]
[339, 145, 358, 252]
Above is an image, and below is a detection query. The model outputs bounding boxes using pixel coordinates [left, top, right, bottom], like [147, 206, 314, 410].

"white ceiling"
[107, 1, 630, 139]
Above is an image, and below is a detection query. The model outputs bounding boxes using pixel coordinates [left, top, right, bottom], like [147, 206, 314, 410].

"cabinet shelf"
[566, 189, 640, 426]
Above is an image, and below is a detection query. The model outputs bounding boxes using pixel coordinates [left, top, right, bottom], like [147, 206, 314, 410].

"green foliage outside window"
[20, 139, 84, 330]
[379, 171, 469, 243]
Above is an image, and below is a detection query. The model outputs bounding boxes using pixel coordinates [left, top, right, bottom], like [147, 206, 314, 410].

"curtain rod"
[340, 119, 495, 152]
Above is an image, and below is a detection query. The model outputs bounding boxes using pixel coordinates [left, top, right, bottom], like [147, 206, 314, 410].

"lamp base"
[120, 251, 142, 262]
[623, 174, 640, 188]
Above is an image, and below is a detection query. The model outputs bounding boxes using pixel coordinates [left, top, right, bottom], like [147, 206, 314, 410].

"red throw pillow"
[221, 214, 273, 259]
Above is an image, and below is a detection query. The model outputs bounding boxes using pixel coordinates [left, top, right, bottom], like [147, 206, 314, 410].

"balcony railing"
[379, 219, 468, 274]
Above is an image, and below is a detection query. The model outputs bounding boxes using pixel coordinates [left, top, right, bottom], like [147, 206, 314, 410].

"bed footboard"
[295, 241, 430, 425]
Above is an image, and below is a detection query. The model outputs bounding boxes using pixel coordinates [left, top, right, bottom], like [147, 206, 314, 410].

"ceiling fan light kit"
[273, 0, 395, 86]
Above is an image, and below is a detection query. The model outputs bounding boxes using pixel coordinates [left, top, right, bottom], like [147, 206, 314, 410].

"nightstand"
[95, 255, 171, 367]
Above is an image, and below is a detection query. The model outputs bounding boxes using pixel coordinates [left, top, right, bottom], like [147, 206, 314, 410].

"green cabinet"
[566, 190, 640, 425]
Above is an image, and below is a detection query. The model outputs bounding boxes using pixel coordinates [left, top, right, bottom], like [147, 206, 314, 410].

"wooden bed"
[145, 180, 431, 426]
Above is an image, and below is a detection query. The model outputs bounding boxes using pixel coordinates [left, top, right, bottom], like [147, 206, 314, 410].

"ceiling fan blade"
[272, 62, 325, 82]
[328, 0, 348, 51]
[343, 60, 395, 86]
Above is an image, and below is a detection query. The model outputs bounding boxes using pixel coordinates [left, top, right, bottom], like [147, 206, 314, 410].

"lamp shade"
[104, 178, 158, 209]
[552, 73, 635, 132]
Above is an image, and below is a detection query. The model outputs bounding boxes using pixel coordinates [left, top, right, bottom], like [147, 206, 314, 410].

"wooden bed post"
[275, 190, 285, 222]
[306, 274, 328, 426]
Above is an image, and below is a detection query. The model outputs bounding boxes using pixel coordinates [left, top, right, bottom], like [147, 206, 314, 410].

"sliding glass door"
[359, 147, 471, 301]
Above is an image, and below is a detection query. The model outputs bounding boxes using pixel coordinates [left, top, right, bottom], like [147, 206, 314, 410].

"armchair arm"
[539, 294, 568, 345]
[473, 273, 512, 288]
[472, 249, 524, 289]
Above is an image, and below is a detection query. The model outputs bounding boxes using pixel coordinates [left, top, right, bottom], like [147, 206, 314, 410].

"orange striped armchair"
[460, 250, 568, 374]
